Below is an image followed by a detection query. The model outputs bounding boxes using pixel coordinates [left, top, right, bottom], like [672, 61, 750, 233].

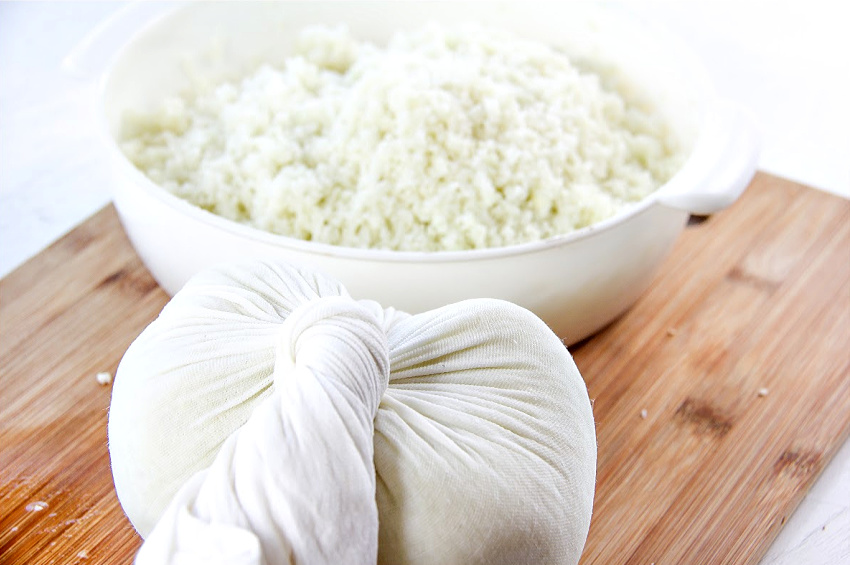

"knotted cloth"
[108, 261, 596, 565]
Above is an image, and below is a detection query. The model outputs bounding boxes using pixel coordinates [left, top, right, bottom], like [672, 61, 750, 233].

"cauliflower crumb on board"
[96, 371, 113, 386]
[121, 24, 684, 252]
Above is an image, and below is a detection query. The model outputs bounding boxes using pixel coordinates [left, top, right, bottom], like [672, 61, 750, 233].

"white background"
[1, 2, 847, 564]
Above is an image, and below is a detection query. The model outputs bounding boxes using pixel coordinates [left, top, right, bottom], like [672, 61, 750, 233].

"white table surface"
[1, 2, 847, 563]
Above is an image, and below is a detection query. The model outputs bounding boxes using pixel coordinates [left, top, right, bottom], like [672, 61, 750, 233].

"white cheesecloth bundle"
[108, 261, 597, 565]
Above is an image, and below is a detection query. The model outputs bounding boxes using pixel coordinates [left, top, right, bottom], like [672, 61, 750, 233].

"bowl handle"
[62, 1, 181, 80]
[656, 99, 761, 215]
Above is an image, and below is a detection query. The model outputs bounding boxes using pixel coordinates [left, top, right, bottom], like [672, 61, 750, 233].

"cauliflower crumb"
[122, 24, 684, 251]
[96, 372, 113, 386]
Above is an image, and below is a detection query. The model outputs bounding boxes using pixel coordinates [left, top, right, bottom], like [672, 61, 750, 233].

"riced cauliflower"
[121, 24, 684, 251]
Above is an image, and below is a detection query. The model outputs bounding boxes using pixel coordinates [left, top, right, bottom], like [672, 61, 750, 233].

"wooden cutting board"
[1, 172, 848, 564]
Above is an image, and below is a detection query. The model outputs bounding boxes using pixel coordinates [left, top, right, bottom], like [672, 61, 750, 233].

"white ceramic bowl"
[69, 1, 759, 344]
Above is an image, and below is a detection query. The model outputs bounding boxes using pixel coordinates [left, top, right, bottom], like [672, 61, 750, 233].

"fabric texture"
[108, 261, 596, 565]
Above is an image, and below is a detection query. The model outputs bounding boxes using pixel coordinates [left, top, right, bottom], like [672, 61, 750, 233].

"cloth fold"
[135, 297, 390, 565]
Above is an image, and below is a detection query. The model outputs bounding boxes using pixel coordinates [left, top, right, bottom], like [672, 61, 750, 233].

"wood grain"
[1, 172, 848, 564]
[0, 209, 164, 564]
[574, 173, 850, 564]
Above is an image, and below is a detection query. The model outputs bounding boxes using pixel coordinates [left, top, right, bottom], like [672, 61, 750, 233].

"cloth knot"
[275, 296, 390, 419]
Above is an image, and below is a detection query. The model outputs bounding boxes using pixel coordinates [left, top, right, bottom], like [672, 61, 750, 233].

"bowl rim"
[96, 1, 709, 265]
